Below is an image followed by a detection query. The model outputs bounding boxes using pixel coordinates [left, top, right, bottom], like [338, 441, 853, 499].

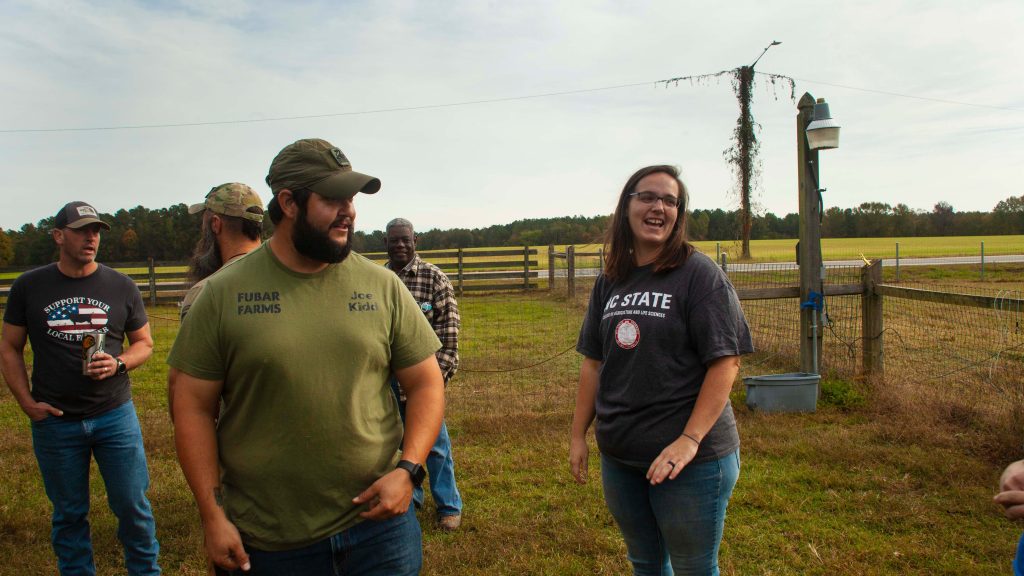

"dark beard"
[187, 219, 223, 283]
[292, 204, 352, 264]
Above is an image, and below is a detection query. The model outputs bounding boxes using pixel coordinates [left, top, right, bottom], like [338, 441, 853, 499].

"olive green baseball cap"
[188, 183, 264, 223]
[265, 138, 380, 199]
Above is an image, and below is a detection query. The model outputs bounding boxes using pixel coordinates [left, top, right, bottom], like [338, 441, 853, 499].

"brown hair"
[603, 165, 693, 282]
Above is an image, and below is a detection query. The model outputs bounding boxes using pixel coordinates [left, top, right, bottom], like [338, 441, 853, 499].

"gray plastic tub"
[744, 372, 820, 413]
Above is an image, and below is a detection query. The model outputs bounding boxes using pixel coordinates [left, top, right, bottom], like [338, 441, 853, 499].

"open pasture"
[2, 285, 1021, 574]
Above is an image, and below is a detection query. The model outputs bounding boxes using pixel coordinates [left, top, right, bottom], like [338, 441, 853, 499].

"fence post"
[716, 242, 721, 263]
[797, 93, 824, 375]
[567, 245, 576, 299]
[457, 248, 464, 296]
[720, 253, 728, 273]
[895, 242, 900, 283]
[548, 244, 555, 291]
[599, 247, 604, 270]
[148, 258, 157, 307]
[861, 259, 884, 380]
[523, 245, 530, 290]
[980, 241, 985, 282]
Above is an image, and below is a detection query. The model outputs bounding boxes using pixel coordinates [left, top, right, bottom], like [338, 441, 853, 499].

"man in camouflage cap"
[181, 183, 264, 319]
[169, 138, 444, 575]
[169, 184, 265, 423]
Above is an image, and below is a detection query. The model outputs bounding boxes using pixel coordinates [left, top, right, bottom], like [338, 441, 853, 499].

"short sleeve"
[124, 279, 148, 332]
[179, 282, 205, 320]
[389, 277, 442, 370]
[166, 280, 225, 381]
[2, 275, 27, 326]
[687, 279, 754, 365]
[575, 276, 607, 361]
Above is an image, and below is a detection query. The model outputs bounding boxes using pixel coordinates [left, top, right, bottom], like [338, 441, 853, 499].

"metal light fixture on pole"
[806, 98, 841, 151]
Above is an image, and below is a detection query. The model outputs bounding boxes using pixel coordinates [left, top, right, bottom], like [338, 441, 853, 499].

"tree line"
[1, 196, 1021, 267]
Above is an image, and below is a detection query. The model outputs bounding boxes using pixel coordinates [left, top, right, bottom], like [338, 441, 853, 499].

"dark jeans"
[227, 505, 422, 576]
[31, 400, 160, 576]
[601, 450, 740, 575]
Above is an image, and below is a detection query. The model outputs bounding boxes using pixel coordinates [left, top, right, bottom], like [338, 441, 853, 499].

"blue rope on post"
[801, 290, 824, 311]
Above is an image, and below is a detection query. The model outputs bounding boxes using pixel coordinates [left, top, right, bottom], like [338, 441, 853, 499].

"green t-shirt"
[167, 244, 441, 550]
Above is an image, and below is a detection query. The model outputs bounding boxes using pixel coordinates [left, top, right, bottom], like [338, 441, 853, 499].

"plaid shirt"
[387, 255, 460, 392]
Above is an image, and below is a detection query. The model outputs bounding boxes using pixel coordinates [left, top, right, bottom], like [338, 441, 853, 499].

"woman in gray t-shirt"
[570, 165, 753, 575]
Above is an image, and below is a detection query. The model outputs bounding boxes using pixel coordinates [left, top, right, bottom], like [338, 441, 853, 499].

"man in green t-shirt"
[168, 138, 445, 575]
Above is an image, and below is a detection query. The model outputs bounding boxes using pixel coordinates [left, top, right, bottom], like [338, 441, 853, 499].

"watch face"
[412, 464, 426, 485]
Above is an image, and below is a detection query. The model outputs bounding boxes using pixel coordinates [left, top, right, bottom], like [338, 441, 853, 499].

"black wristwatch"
[115, 357, 128, 376]
[396, 460, 425, 487]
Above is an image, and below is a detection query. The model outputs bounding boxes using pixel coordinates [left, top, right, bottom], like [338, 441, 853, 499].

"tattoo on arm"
[213, 486, 224, 508]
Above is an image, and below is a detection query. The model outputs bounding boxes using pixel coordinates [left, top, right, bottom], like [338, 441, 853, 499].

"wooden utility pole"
[737, 65, 755, 260]
[797, 93, 823, 373]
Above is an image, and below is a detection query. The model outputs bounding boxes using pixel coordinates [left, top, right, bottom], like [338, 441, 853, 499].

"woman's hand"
[646, 435, 700, 485]
[569, 436, 590, 484]
[995, 459, 1024, 520]
[570, 358, 601, 485]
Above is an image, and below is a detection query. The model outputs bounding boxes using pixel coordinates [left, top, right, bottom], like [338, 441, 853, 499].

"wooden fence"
[3, 254, 1020, 385]
[0, 248, 540, 307]
[362, 247, 539, 295]
[730, 260, 1024, 380]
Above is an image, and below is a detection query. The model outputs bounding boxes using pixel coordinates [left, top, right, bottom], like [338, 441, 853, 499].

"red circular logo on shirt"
[615, 319, 640, 349]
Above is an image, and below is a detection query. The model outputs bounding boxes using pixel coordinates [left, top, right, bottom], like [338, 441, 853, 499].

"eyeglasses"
[628, 191, 681, 209]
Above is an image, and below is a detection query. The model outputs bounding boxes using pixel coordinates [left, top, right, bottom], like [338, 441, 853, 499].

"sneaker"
[437, 514, 461, 531]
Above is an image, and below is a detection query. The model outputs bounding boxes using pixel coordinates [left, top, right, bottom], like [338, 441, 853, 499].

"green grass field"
[4, 235, 1018, 281]
[364, 235, 1024, 267]
[1, 290, 1021, 574]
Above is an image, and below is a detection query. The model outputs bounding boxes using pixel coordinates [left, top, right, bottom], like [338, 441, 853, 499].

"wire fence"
[876, 282, 1024, 418]
[3, 255, 1023, 447]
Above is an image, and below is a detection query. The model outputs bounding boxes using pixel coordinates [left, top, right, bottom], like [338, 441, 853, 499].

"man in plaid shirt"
[385, 217, 463, 531]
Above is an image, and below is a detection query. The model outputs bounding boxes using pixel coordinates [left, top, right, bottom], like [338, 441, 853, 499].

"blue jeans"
[1015, 531, 1024, 576]
[390, 379, 463, 517]
[228, 505, 421, 575]
[31, 400, 160, 576]
[601, 450, 740, 576]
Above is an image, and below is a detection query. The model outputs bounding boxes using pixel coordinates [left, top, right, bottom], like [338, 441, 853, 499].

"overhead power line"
[766, 72, 1024, 113]
[0, 80, 657, 134]
[2, 73, 1020, 134]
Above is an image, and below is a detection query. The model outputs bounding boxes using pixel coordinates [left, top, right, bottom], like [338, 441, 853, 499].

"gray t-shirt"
[576, 251, 753, 463]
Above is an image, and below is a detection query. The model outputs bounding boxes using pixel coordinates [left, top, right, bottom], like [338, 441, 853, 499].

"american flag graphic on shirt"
[46, 303, 109, 334]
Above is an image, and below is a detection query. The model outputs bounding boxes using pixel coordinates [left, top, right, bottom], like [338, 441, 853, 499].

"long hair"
[186, 208, 264, 283]
[603, 165, 693, 282]
[187, 216, 221, 283]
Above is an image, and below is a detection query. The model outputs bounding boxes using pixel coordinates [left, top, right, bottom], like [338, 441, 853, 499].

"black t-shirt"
[576, 251, 754, 463]
[4, 263, 148, 418]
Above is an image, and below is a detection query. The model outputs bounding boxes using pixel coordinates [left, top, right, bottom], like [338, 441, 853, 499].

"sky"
[1, 0, 1022, 235]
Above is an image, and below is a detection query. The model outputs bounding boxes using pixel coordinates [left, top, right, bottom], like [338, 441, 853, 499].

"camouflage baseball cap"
[188, 183, 264, 223]
[54, 201, 111, 230]
[265, 138, 380, 199]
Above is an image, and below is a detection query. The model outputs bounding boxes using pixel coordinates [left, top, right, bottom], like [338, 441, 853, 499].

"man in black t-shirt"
[0, 201, 160, 575]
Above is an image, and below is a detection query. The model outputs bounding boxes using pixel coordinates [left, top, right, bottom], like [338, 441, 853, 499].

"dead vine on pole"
[659, 68, 794, 259]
